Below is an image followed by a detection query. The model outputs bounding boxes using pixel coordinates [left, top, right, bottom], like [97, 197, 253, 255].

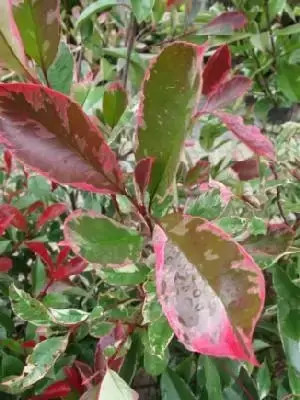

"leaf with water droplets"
[136, 42, 206, 203]
[0, 83, 124, 194]
[153, 213, 265, 364]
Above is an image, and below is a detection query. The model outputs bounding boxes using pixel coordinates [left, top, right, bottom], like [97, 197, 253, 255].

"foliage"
[0, 0, 299, 398]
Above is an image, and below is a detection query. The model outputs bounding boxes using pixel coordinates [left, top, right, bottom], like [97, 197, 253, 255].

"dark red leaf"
[25, 241, 53, 269]
[0, 212, 14, 236]
[203, 11, 248, 33]
[25, 201, 44, 216]
[202, 45, 231, 96]
[167, 0, 185, 7]
[22, 340, 36, 348]
[0, 204, 27, 232]
[185, 160, 210, 186]
[134, 157, 154, 198]
[201, 76, 252, 113]
[3, 149, 12, 175]
[36, 203, 67, 229]
[0, 257, 12, 272]
[56, 246, 71, 265]
[214, 111, 275, 160]
[231, 158, 259, 181]
[29, 380, 71, 400]
[64, 366, 84, 394]
[0, 83, 124, 194]
[74, 360, 94, 388]
[51, 256, 88, 280]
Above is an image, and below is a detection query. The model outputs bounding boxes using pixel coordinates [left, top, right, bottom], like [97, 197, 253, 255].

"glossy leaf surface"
[99, 369, 139, 400]
[0, 84, 123, 194]
[153, 213, 265, 364]
[12, 0, 60, 70]
[136, 42, 205, 202]
[64, 211, 144, 266]
[36, 203, 67, 229]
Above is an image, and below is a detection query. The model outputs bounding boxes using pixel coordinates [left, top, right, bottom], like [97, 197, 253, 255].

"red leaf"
[185, 160, 210, 186]
[25, 241, 53, 269]
[0, 204, 27, 232]
[29, 380, 71, 400]
[64, 366, 84, 394]
[167, 0, 185, 7]
[199, 179, 233, 206]
[56, 246, 71, 265]
[231, 158, 259, 181]
[36, 203, 67, 229]
[51, 256, 87, 280]
[202, 76, 252, 113]
[3, 149, 12, 175]
[22, 340, 36, 348]
[214, 111, 275, 160]
[202, 45, 231, 96]
[0, 83, 124, 194]
[203, 11, 248, 33]
[134, 157, 154, 198]
[0, 257, 12, 272]
[153, 214, 265, 365]
[74, 361, 94, 388]
[25, 201, 44, 216]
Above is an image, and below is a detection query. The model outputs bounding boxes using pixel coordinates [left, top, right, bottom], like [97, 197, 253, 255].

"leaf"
[36, 203, 67, 230]
[202, 76, 252, 113]
[26, 242, 53, 268]
[119, 333, 141, 384]
[161, 368, 197, 400]
[29, 380, 71, 400]
[185, 160, 209, 186]
[47, 41, 74, 95]
[12, 0, 60, 71]
[99, 369, 139, 400]
[256, 361, 271, 399]
[231, 158, 259, 181]
[0, 83, 124, 194]
[0, 204, 27, 232]
[64, 211, 144, 266]
[103, 82, 128, 128]
[76, 1, 130, 30]
[0, 1, 33, 79]
[148, 315, 173, 355]
[153, 213, 265, 364]
[136, 42, 206, 203]
[49, 308, 89, 326]
[0, 257, 12, 272]
[202, 45, 231, 96]
[277, 62, 300, 102]
[0, 336, 69, 394]
[203, 356, 222, 400]
[202, 11, 248, 35]
[51, 256, 88, 280]
[134, 157, 154, 199]
[99, 264, 150, 286]
[214, 112, 275, 160]
[9, 284, 52, 326]
[130, 0, 155, 23]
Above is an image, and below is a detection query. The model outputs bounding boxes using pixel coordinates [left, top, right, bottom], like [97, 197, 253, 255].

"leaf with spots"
[153, 213, 265, 364]
[0, 83, 124, 194]
[136, 42, 206, 203]
[12, 0, 60, 72]
[0, 335, 69, 394]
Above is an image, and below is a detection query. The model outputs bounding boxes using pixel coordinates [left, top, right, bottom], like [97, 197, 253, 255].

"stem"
[123, 14, 138, 89]
[270, 163, 290, 226]
[37, 278, 54, 300]
[264, 0, 277, 69]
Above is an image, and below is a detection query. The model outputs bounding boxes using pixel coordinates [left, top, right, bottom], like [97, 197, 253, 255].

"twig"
[123, 14, 138, 89]
[264, 0, 277, 69]
[270, 163, 290, 226]
[76, 47, 83, 82]
[69, 191, 78, 211]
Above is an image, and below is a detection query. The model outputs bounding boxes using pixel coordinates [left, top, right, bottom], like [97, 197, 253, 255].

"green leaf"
[1, 354, 24, 378]
[76, 1, 129, 30]
[99, 368, 138, 400]
[119, 333, 141, 384]
[99, 264, 150, 286]
[42, 293, 70, 309]
[185, 191, 223, 220]
[31, 259, 47, 297]
[277, 62, 300, 102]
[273, 266, 300, 394]
[161, 368, 197, 400]
[275, 23, 300, 36]
[136, 42, 204, 203]
[9, 284, 52, 326]
[49, 308, 89, 326]
[0, 336, 68, 394]
[148, 315, 173, 355]
[89, 321, 114, 338]
[12, 0, 60, 71]
[47, 41, 74, 95]
[0, 240, 10, 255]
[0, 310, 14, 335]
[217, 217, 247, 236]
[0, 1, 32, 78]
[103, 83, 128, 128]
[64, 212, 144, 266]
[130, 0, 155, 23]
[144, 348, 169, 376]
[72, 84, 105, 115]
[256, 361, 271, 399]
[203, 356, 222, 400]
[249, 217, 267, 236]
[28, 175, 51, 199]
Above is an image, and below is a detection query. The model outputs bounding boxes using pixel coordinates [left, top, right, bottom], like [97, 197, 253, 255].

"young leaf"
[0, 84, 124, 194]
[9, 284, 52, 326]
[0, 204, 27, 232]
[153, 213, 265, 364]
[51, 256, 88, 280]
[0, 257, 13, 272]
[99, 369, 138, 400]
[29, 380, 71, 400]
[134, 157, 154, 199]
[0, 336, 69, 394]
[103, 82, 128, 128]
[12, 0, 60, 72]
[0, 1, 34, 79]
[36, 203, 67, 230]
[202, 45, 231, 96]
[47, 41, 74, 95]
[202, 11, 248, 35]
[136, 42, 206, 203]
[231, 158, 259, 181]
[26, 242, 53, 269]
[64, 211, 144, 266]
